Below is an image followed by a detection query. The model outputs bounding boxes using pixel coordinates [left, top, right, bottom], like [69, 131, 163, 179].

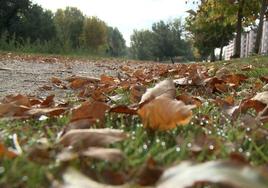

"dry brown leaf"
[241, 100, 267, 113]
[26, 107, 67, 117]
[260, 76, 268, 83]
[222, 74, 247, 87]
[41, 95, 55, 107]
[176, 94, 202, 107]
[70, 101, 110, 124]
[62, 168, 129, 188]
[2, 94, 31, 107]
[40, 85, 52, 91]
[100, 74, 116, 85]
[140, 79, 176, 103]
[137, 95, 194, 130]
[0, 103, 30, 117]
[59, 129, 127, 149]
[0, 142, 17, 159]
[51, 77, 62, 85]
[109, 105, 137, 115]
[70, 78, 93, 89]
[135, 157, 163, 186]
[130, 85, 146, 103]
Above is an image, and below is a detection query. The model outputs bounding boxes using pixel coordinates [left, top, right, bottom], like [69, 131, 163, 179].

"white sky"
[32, 0, 196, 46]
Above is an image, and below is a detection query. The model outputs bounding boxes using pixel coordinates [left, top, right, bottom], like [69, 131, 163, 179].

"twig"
[0, 67, 12, 71]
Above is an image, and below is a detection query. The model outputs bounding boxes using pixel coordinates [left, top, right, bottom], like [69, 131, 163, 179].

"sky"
[32, 0, 196, 46]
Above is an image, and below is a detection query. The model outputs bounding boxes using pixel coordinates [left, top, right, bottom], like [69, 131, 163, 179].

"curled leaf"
[157, 160, 268, 188]
[140, 79, 176, 103]
[59, 129, 127, 149]
[137, 95, 194, 130]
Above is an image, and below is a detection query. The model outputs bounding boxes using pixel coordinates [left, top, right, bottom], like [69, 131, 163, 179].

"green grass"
[1, 55, 268, 187]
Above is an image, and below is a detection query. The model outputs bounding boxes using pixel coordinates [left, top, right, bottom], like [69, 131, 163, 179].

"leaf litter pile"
[1, 56, 268, 188]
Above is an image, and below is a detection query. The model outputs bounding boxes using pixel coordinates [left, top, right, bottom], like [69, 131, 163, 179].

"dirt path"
[0, 53, 149, 99]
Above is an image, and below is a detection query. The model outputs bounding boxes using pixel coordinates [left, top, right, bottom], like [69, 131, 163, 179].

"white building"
[260, 21, 268, 54]
[224, 21, 268, 60]
[224, 40, 234, 60]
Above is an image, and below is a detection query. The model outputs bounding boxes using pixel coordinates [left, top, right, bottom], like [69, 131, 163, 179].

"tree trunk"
[234, 0, 245, 58]
[219, 45, 224, 61]
[255, 0, 267, 54]
[170, 57, 175, 64]
[211, 49, 215, 62]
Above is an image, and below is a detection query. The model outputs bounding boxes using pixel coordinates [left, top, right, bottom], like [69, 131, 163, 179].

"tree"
[0, 0, 30, 34]
[130, 19, 193, 62]
[255, 0, 268, 54]
[130, 30, 155, 60]
[185, 0, 235, 61]
[54, 7, 84, 49]
[186, 0, 259, 59]
[151, 20, 181, 62]
[8, 4, 56, 42]
[221, 0, 259, 58]
[107, 27, 126, 57]
[80, 16, 107, 50]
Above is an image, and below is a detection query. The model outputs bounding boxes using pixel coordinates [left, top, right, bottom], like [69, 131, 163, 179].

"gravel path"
[0, 53, 136, 99]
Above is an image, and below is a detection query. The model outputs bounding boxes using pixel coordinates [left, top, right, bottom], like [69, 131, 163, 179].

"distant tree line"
[0, 0, 196, 62]
[130, 19, 194, 62]
[185, 0, 268, 61]
[0, 0, 126, 56]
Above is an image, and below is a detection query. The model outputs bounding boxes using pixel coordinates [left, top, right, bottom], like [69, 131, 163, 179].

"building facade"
[224, 21, 268, 60]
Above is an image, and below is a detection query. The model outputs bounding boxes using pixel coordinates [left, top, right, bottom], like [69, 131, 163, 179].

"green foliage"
[130, 30, 155, 60]
[0, 0, 30, 34]
[0, 1, 126, 57]
[80, 17, 108, 50]
[54, 7, 84, 50]
[186, 0, 261, 59]
[130, 19, 194, 61]
[186, 0, 236, 60]
[106, 27, 126, 57]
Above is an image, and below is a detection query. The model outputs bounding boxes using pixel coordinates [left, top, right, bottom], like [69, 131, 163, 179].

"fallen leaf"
[70, 101, 110, 126]
[61, 168, 129, 188]
[157, 160, 268, 188]
[260, 76, 268, 83]
[100, 74, 116, 85]
[109, 105, 137, 115]
[51, 77, 62, 85]
[138, 95, 194, 130]
[26, 107, 67, 117]
[222, 74, 247, 87]
[0, 142, 17, 158]
[130, 85, 146, 103]
[135, 157, 163, 186]
[59, 129, 127, 149]
[0, 103, 30, 118]
[2, 94, 31, 107]
[41, 95, 55, 107]
[252, 91, 268, 105]
[68, 76, 100, 89]
[176, 94, 202, 107]
[140, 79, 176, 103]
[241, 100, 267, 113]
